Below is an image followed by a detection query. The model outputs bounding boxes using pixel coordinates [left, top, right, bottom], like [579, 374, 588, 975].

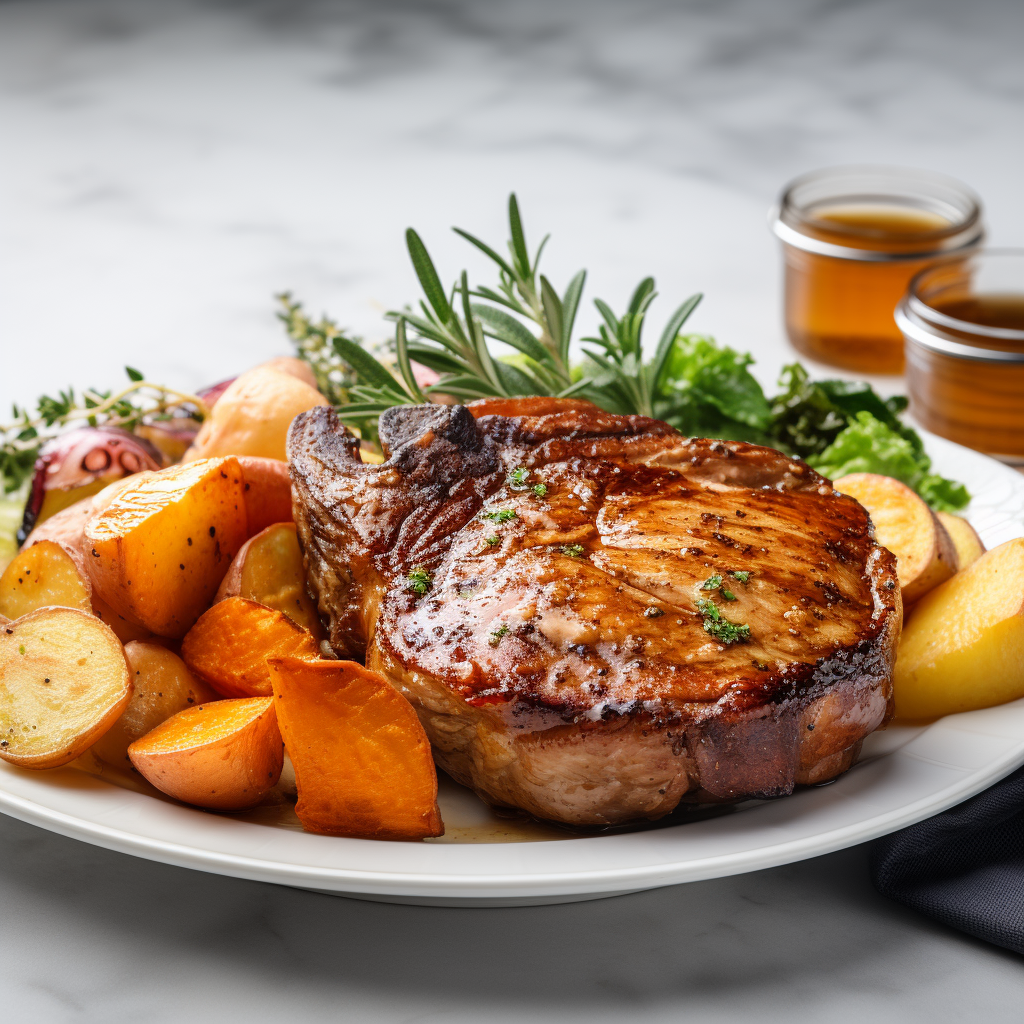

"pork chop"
[288, 397, 901, 827]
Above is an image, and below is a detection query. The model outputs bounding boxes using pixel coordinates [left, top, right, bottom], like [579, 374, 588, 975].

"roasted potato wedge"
[215, 523, 324, 638]
[0, 606, 131, 768]
[128, 696, 283, 809]
[84, 458, 248, 638]
[237, 456, 293, 534]
[0, 540, 92, 620]
[834, 473, 956, 605]
[936, 511, 986, 572]
[183, 365, 328, 463]
[894, 538, 1024, 720]
[267, 656, 443, 840]
[92, 641, 219, 768]
[182, 596, 319, 698]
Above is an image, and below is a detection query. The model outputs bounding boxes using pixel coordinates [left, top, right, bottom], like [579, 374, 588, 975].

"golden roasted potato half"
[84, 457, 248, 638]
[215, 523, 324, 638]
[834, 473, 956, 605]
[0, 540, 92, 620]
[0, 607, 132, 768]
[91, 641, 219, 768]
[183, 364, 328, 463]
[128, 696, 283, 809]
[894, 538, 1024, 720]
[936, 511, 986, 571]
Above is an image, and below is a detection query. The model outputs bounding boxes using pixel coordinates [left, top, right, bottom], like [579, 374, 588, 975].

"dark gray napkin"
[871, 765, 1024, 954]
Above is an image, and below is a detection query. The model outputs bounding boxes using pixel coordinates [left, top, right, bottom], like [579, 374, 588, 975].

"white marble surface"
[2, 1, 1024, 1019]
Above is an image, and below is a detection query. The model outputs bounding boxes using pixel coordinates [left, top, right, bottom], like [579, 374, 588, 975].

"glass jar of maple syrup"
[772, 166, 983, 374]
[897, 250, 1024, 465]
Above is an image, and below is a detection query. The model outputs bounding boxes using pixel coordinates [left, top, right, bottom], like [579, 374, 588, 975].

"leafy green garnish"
[560, 544, 585, 558]
[697, 598, 751, 645]
[488, 624, 510, 647]
[509, 468, 530, 489]
[482, 509, 518, 523]
[701, 574, 724, 591]
[721, 589, 737, 601]
[729, 570, 750, 583]
[485, 534, 501, 547]
[406, 568, 433, 594]
[531, 483, 548, 498]
[810, 412, 969, 513]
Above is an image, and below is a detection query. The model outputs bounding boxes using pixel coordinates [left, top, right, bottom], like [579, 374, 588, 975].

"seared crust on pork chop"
[288, 397, 901, 827]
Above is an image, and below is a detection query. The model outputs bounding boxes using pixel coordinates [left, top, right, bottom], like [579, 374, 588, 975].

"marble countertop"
[2, 1, 1024, 1018]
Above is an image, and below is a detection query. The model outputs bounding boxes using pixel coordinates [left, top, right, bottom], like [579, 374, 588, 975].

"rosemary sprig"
[1, 370, 209, 495]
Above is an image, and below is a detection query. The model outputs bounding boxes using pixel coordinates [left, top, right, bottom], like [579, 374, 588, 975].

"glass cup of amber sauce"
[772, 166, 984, 374]
[897, 250, 1024, 466]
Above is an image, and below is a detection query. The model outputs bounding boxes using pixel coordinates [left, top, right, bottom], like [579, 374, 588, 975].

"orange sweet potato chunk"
[84, 458, 248, 638]
[267, 656, 443, 840]
[181, 596, 319, 698]
[128, 696, 283, 809]
[237, 456, 293, 535]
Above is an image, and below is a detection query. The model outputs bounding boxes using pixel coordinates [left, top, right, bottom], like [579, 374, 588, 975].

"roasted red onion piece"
[18, 427, 163, 544]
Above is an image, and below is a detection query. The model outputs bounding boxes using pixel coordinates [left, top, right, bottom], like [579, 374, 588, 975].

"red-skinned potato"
[84, 457, 248, 638]
[215, 523, 324, 638]
[92, 641, 219, 768]
[128, 696, 283, 809]
[0, 607, 132, 769]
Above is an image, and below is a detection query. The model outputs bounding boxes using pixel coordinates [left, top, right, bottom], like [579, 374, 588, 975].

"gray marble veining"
[2, 1, 1024, 1019]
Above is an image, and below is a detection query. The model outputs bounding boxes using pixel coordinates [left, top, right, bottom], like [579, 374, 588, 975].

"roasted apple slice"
[0, 607, 132, 768]
[834, 472, 956, 604]
[936, 511, 986, 572]
[92, 641, 219, 768]
[181, 596, 319, 698]
[128, 696, 283, 809]
[894, 538, 1024, 720]
[84, 457, 248, 638]
[267, 656, 443, 840]
[215, 523, 324, 638]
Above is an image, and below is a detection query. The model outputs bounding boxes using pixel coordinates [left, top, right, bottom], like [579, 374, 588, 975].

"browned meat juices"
[288, 397, 901, 827]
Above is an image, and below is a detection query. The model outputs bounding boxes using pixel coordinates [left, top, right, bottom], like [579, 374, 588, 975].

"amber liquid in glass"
[906, 293, 1024, 462]
[784, 205, 953, 374]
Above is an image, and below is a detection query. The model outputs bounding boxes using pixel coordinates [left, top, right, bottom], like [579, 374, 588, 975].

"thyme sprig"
[1, 370, 208, 495]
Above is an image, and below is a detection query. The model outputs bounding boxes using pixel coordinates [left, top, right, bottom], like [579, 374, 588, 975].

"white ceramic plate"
[2, 432, 1023, 907]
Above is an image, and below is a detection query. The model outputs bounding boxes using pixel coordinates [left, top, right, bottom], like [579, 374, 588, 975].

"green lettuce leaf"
[809, 412, 969, 512]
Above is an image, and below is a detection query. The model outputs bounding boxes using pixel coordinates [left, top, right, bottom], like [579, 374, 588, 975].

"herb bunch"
[0, 369, 207, 495]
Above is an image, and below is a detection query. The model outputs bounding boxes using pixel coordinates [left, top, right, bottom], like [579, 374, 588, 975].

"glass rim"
[897, 248, 1024, 363]
[771, 164, 983, 262]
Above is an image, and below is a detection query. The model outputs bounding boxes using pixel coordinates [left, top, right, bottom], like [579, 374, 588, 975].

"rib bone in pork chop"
[288, 397, 901, 827]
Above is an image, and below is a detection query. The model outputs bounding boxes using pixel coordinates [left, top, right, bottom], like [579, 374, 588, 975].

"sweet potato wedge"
[936, 511, 986, 572]
[184, 365, 328, 463]
[84, 458, 248, 638]
[128, 696, 283, 809]
[0, 540, 92, 620]
[237, 456, 293, 534]
[0, 606, 131, 768]
[894, 538, 1024, 720]
[181, 596, 319, 698]
[215, 523, 324, 638]
[92, 641, 219, 768]
[267, 656, 443, 840]
[834, 473, 956, 605]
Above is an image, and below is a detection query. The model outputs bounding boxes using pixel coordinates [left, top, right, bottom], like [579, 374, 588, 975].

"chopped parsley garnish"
[485, 534, 501, 547]
[728, 570, 751, 583]
[560, 544, 585, 558]
[488, 624, 510, 647]
[406, 568, 433, 594]
[697, 598, 750, 645]
[701, 574, 724, 591]
[532, 483, 548, 497]
[482, 509, 518, 523]
[509, 467, 530, 488]
[721, 589, 737, 601]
